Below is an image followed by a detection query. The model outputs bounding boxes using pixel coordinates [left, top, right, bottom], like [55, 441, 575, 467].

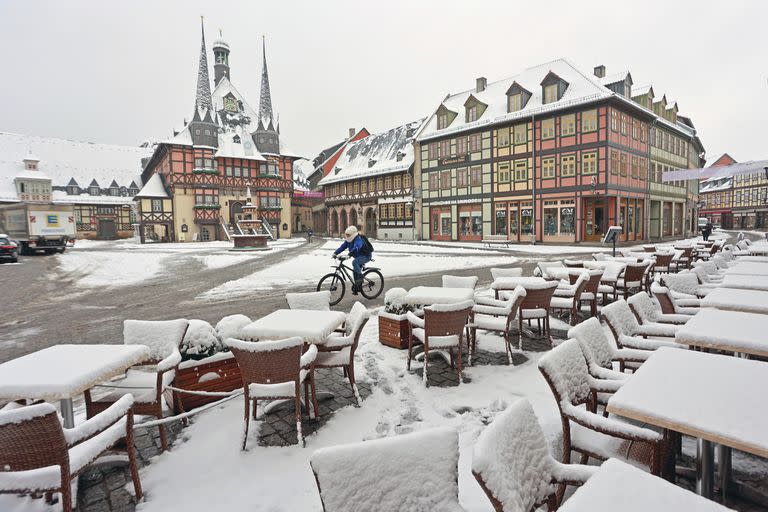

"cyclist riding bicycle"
[333, 225, 372, 295]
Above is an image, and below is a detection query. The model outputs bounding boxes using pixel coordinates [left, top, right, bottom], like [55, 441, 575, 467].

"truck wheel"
[58, 247, 66, 254]
[20, 243, 30, 256]
[44, 249, 56, 255]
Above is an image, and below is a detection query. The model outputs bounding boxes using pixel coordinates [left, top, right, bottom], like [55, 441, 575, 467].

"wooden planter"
[378, 313, 410, 349]
[173, 352, 242, 412]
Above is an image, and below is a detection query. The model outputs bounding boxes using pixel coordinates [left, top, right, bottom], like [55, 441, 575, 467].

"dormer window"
[467, 105, 478, 122]
[543, 84, 558, 104]
[89, 186, 100, 195]
[67, 185, 79, 195]
[25, 162, 36, 170]
[233, 134, 241, 144]
[508, 94, 522, 112]
[368, 159, 377, 168]
[435, 104, 458, 130]
[463, 95, 487, 123]
[505, 81, 531, 113]
[437, 113, 449, 129]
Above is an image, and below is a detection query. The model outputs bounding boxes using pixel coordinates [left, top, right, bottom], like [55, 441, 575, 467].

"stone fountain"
[231, 188, 270, 251]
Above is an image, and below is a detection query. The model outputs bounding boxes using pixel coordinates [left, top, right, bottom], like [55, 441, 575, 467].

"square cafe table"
[607, 348, 768, 498]
[241, 309, 347, 345]
[558, 458, 732, 511]
[700, 288, 768, 315]
[723, 261, 768, 276]
[0, 344, 149, 427]
[675, 308, 768, 357]
[722, 274, 768, 291]
[402, 286, 474, 306]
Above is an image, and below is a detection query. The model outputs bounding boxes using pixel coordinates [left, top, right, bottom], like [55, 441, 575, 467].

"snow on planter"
[310, 427, 462, 512]
[180, 319, 222, 359]
[123, 318, 189, 361]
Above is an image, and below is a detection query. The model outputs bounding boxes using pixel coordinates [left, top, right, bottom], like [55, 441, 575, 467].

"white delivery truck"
[0, 203, 76, 255]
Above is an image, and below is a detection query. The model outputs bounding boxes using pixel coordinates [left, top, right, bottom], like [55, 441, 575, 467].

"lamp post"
[406, 200, 416, 241]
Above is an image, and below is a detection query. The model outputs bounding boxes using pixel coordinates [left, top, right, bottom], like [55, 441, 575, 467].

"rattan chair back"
[520, 282, 559, 311]
[424, 306, 472, 338]
[0, 407, 67, 472]
[230, 343, 303, 387]
[623, 262, 646, 283]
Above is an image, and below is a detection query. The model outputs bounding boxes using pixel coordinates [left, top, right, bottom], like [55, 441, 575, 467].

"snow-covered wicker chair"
[660, 272, 710, 298]
[0, 395, 142, 512]
[490, 267, 523, 280]
[472, 399, 597, 512]
[693, 260, 725, 280]
[568, 317, 650, 379]
[537, 339, 667, 476]
[652, 252, 673, 274]
[691, 265, 724, 285]
[85, 318, 188, 452]
[574, 269, 603, 317]
[550, 270, 590, 325]
[310, 427, 463, 512]
[600, 300, 682, 352]
[286, 290, 331, 311]
[533, 261, 565, 277]
[615, 262, 648, 299]
[226, 336, 318, 448]
[442, 274, 479, 289]
[650, 282, 700, 315]
[314, 302, 370, 405]
[586, 261, 624, 304]
[518, 281, 559, 344]
[563, 259, 584, 268]
[469, 286, 527, 364]
[626, 292, 690, 326]
[669, 246, 694, 272]
[406, 300, 473, 386]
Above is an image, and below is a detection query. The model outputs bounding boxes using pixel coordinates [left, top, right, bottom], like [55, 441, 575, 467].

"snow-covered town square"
[2, 1, 768, 511]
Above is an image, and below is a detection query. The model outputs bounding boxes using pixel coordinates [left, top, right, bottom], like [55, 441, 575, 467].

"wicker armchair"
[550, 271, 590, 325]
[642, 245, 657, 253]
[568, 317, 650, 379]
[442, 274, 479, 289]
[490, 267, 523, 280]
[534, 261, 565, 277]
[563, 259, 584, 268]
[660, 272, 709, 299]
[538, 339, 667, 476]
[601, 300, 682, 352]
[615, 262, 647, 299]
[310, 427, 462, 512]
[575, 269, 603, 317]
[652, 252, 673, 274]
[285, 291, 331, 310]
[226, 337, 318, 448]
[627, 292, 690, 325]
[669, 246, 694, 272]
[468, 286, 527, 364]
[314, 302, 370, 405]
[0, 395, 142, 512]
[472, 399, 597, 512]
[85, 318, 188, 452]
[406, 300, 473, 386]
[518, 281, 559, 343]
[650, 282, 700, 315]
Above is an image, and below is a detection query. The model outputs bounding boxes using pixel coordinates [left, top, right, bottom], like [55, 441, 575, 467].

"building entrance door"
[364, 208, 377, 238]
[97, 219, 117, 239]
[583, 199, 606, 241]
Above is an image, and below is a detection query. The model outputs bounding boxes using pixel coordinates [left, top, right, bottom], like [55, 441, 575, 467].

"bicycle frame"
[330, 258, 380, 283]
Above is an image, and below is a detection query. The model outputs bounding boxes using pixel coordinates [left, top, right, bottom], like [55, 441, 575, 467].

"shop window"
[494, 204, 507, 236]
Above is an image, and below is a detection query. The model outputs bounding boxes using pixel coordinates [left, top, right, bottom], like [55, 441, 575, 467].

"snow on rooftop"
[319, 119, 424, 186]
[134, 173, 169, 199]
[631, 84, 653, 97]
[700, 176, 732, 192]
[598, 70, 630, 85]
[0, 132, 151, 203]
[215, 130, 266, 161]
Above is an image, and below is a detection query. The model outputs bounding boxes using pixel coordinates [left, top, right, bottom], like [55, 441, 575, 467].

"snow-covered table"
[0, 344, 149, 427]
[241, 309, 347, 344]
[723, 261, 768, 276]
[490, 276, 548, 292]
[559, 458, 732, 511]
[722, 274, 768, 291]
[700, 288, 768, 315]
[675, 308, 768, 357]
[403, 286, 474, 306]
[608, 348, 768, 498]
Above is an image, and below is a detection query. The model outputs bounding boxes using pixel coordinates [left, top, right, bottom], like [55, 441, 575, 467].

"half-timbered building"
[138, 22, 299, 243]
[319, 120, 423, 240]
[0, 132, 151, 239]
[415, 59, 705, 243]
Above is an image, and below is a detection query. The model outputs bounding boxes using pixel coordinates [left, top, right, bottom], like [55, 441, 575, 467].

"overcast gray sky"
[1, 0, 766, 163]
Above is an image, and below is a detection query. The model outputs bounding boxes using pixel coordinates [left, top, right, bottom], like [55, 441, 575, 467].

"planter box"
[174, 352, 242, 412]
[378, 313, 410, 349]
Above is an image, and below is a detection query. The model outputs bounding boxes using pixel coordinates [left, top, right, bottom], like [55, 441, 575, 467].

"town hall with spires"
[135, 20, 300, 243]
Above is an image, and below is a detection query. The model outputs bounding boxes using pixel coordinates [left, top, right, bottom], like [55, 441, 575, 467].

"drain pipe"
[530, 112, 537, 245]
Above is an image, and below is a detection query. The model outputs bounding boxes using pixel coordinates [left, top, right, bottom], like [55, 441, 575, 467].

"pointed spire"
[258, 35, 274, 123]
[195, 16, 213, 119]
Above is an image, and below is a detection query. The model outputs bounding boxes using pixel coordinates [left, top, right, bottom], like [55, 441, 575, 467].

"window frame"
[581, 109, 598, 133]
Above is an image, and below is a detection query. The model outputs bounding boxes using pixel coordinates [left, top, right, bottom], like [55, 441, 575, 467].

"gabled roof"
[505, 81, 531, 96]
[599, 70, 632, 86]
[0, 132, 150, 203]
[319, 119, 425, 186]
[134, 173, 169, 199]
[631, 84, 653, 97]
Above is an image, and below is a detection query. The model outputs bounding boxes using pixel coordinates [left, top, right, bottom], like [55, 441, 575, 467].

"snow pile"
[180, 319, 222, 359]
[123, 319, 188, 360]
[214, 314, 252, 342]
[471, 399, 557, 510]
[310, 427, 462, 512]
[56, 250, 172, 288]
[382, 287, 413, 317]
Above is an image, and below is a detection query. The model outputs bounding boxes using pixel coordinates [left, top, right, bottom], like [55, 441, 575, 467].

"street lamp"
[406, 200, 416, 241]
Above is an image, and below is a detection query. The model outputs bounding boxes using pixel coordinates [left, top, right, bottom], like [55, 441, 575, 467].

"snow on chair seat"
[85, 318, 188, 452]
[568, 317, 648, 380]
[310, 427, 463, 512]
[285, 290, 331, 311]
[626, 292, 690, 326]
[537, 339, 667, 476]
[601, 299, 679, 343]
[472, 399, 597, 512]
[442, 274, 478, 289]
[469, 286, 526, 364]
[226, 337, 318, 448]
[0, 396, 142, 512]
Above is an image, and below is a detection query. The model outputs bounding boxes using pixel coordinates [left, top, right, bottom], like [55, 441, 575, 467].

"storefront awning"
[662, 160, 768, 182]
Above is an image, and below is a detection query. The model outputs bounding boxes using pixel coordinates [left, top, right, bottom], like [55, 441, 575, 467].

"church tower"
[189, 17, 218, 148]
[212, 30, 230, 85]
[252, 36, 280, 154]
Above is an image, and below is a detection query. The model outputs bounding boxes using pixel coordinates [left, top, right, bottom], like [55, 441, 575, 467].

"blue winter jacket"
[334, 235, 366, 257]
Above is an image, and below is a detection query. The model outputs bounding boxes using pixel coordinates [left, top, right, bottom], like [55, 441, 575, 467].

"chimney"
[475, 77, 487, 93]
[594, 65, 606, 78]
[348, 128, 356, 138]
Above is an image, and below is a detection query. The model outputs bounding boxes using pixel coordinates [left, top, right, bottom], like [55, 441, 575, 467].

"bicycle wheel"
[317, 273, 345, 306]
[360, 269, 384, 300]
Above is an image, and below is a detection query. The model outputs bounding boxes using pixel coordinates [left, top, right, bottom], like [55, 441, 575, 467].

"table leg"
[60, 398, 75, 428]
[717, 444, 732, 500]
[696, 438, 714, 498]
